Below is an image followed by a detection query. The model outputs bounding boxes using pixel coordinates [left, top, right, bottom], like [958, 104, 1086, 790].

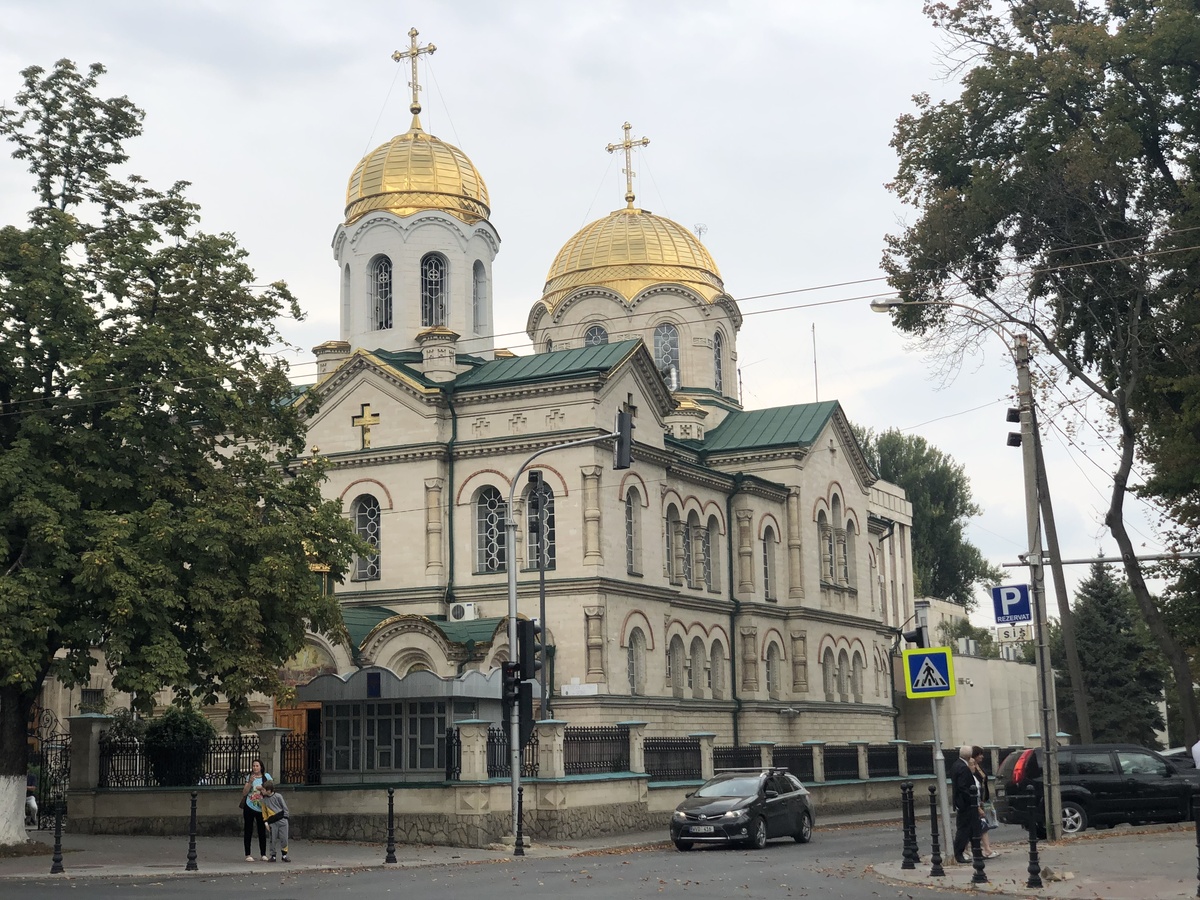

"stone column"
[581, 465, 603, 566]
[751, 740, 775, 768]
[584, 607, 605, 682]
[851, 740, 870, 781]
[456, 721, 491, 782]
[736, 509, 754, 594]
[424, 477, 444, 574]
[68, 714, 112, 790]
[620, 721, 648, 774]
[535, 720, 567, 778]
[786, 487, 804, 599]
[740, 627, 759, 692]
[690, 733, 716, 781]
[891, 739, 910, 778]
[805, 740, 826, 783]
[255, 727, 289, 782]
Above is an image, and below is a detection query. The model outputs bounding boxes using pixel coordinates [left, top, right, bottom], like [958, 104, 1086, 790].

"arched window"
[822, 647, 836, 701]
[475, 486, 507, 573]
[705, 516, 721, 591]
[350, 494, 381, 581]
[713, 331, 724, 394]
[627, 627, 646, 695]
[763, 525, 777, 601]
[766, 643, 781, 699]
[654, 323, 680, 390]
[710, 641, 727, 700]
[668, 636, 685, 698]
[545, 338, 554, 353]
[684, 511, 700, 588]
[472, 260, 486, 333]
[837, 649, 851, 702]
[625, 488, 642, 574]
[371, 256, 393, 330]
[665, 506, 681, 584]
[845, 520, 857, 587]
[525, 480, 555, 570]
[817, 511, 834, 583]
[852, 653, 864, 703]
[690, 637, 707, 699]
[420, 253, 446, 327]
[584, 324, 609, 346]
[342, 264, 351, 324]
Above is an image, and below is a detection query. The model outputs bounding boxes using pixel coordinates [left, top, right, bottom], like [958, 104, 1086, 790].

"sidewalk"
[4, 815, 1198, 898]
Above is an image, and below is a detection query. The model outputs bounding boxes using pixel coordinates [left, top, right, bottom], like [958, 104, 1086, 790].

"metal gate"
[27, 706, 71, 830]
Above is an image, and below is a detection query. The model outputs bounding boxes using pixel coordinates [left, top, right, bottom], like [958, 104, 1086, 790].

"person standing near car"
[971, 746, 999, 858]
[1191, 737, 1200, 769]
[951, 744, 981, 864]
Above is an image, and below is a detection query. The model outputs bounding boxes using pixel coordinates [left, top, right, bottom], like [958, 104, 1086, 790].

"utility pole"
[1015, 335, 1062, 841]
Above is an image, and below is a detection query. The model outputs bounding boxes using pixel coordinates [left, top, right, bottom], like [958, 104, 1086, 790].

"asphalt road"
[4, 822, 955, 899]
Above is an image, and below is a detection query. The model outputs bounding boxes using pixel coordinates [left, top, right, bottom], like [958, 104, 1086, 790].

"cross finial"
[351, 403, 381, 450]
[391, 27, 437, 121]
[606, 122, 650, 209]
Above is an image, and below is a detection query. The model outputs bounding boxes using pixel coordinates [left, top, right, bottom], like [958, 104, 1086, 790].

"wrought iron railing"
[906, 744, 937, 776]
[563, 724, 629, 774]
[485, 726, 538, 778]
[280, 733, 322, 785]
[644, 736, 701, 782]
[823, 744, 860, 780]
[99, 733, 261, 788]
[867, 744, 900, 777]
[445, 727, 462, 780]
[713, 745, 762, 770]
[773, 744, 814, 782]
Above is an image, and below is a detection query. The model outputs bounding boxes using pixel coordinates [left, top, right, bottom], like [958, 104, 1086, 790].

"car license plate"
[690, 825, 714, 833]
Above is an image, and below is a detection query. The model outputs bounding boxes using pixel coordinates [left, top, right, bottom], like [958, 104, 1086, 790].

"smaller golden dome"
[541, 207, 724, 311]
[345, 117, 490, 226]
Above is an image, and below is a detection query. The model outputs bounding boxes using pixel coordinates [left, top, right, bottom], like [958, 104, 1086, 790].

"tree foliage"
[1051, 562, 1165, 746]
[0, 59, 358, 802]
[882, 0, 1200, 745]
[856, 426, 1001, 608]
[935, 617, 1000, 659]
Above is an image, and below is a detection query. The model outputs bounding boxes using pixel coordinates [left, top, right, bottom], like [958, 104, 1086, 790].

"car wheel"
[1061, 801, 1088, 835]
[673, 840, 693, 852]
[748, 817, 768, 850]
[793, 810, 813, 844]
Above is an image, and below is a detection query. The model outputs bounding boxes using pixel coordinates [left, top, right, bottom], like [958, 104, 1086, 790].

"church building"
[285, 30, 917, 779]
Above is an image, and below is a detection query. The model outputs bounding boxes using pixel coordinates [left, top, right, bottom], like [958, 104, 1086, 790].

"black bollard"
[927, 784, 944, 877]
[385, 788, 397, 864]
[50, 801, 64, 874]
[1192, 796, 1197, 900]
[970, 828, 988, 884]
[514, 785, 526, 857]
[900, 782, 915, 869]
[1026, 799, 1043, 889]
[185, 791, 198, 871]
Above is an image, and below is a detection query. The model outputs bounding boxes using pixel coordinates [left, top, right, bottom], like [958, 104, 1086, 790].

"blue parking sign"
[992, 584, 1032, 624]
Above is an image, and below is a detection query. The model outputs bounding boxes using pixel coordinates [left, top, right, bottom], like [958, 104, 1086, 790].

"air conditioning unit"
[448, 602, 480, 622]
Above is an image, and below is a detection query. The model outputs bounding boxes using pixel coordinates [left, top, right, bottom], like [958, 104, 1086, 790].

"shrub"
[143, 706, 217, 786]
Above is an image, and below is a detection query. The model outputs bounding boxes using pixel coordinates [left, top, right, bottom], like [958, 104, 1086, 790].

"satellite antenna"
[694, 223, 708, 239]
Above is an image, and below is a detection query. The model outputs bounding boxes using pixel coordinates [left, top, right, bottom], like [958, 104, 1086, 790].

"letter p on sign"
[991, 584, 1032, 624]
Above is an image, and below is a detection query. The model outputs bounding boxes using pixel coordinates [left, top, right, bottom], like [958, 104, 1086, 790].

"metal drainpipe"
[444, 392, 458, 612]
[726, 472, 745, 746]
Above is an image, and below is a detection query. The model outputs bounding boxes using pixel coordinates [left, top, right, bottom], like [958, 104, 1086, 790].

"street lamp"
[870, 297, 1063, 841]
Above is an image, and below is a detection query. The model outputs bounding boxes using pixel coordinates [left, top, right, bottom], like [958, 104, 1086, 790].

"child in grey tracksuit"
[259, 780, 290, 861]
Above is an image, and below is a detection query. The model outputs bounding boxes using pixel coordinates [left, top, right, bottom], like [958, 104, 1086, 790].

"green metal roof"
[701, 401, 839, 453]
[453, 340, 640, 389]
[428, 616, 506, 645]
[341, 605, 401, 648]
[340, 606, 505, 649]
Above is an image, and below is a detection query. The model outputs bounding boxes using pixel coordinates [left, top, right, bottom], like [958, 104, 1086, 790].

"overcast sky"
[0, 0, 1165, 627]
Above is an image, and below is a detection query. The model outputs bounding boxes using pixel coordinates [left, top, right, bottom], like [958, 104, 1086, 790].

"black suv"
[670, 768, 814, 850]
[995, 744, 1199, 835]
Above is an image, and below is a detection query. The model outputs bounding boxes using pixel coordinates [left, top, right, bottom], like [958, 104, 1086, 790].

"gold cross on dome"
[351, 403, 381, 449]
[606, 122, 650, 209]
[391, 27, 437, 116]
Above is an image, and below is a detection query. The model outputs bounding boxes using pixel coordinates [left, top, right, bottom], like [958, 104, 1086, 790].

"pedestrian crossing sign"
[902, 647, 956, 699]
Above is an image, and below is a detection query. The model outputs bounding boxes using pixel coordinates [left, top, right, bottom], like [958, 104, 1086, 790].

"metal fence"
[644, 736, 702, 782]
[906, 744, 937, 776]
[563, 724, 630, 774]
[485, 726, 539, 778]
[99, 734, 261, 788]
[280, 733, 322, 785]
[822, 744, 860, 780]
[772, 744, 814, 782]
[867, 744, 900, 778]
[713, 745, 762, 770]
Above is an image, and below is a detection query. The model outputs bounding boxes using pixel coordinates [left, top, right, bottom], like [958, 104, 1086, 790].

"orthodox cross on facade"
[391, 27, 437, 117]
[606, 121, 650, 209]
[351, 403, 381, 450]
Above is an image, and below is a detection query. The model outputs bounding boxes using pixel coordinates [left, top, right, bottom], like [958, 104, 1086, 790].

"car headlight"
[672, 810, 687, 821]
[722, 809, 747, 820]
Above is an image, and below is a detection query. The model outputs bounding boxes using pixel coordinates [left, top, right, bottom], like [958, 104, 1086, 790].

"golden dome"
[541, 207, 724, 310]
[344, 117, 490, 226]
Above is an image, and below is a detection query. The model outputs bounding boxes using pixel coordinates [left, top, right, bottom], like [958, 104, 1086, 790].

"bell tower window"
[371, 256, 393, 331]
[421, 253, 447, 328]
[654, 323, 680, 390]
[584, 324, 609, 346]
[472, 260, 486, 332]
[713, 331, 724, 394]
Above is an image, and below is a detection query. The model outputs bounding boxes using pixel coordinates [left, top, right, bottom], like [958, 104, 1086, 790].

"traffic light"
[902, 627, 927, 648]
[517, 618, 544, 682]
[501, 661, 521, 711]
[614, 410, 633, 469]
[517, 681, 535, 748]
[1006, 407, 1022, 447]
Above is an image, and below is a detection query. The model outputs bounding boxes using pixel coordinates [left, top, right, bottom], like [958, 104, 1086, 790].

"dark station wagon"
[995, 744, 1199, 835]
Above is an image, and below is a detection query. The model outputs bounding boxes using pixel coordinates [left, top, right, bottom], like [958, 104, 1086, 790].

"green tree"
[0, 60, 357, 843]
[1051, 562, 1165, 746]
[855, 426, 1001, 608]
[881, 0, 1200, 745]
[935, 618, 1000, 659]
